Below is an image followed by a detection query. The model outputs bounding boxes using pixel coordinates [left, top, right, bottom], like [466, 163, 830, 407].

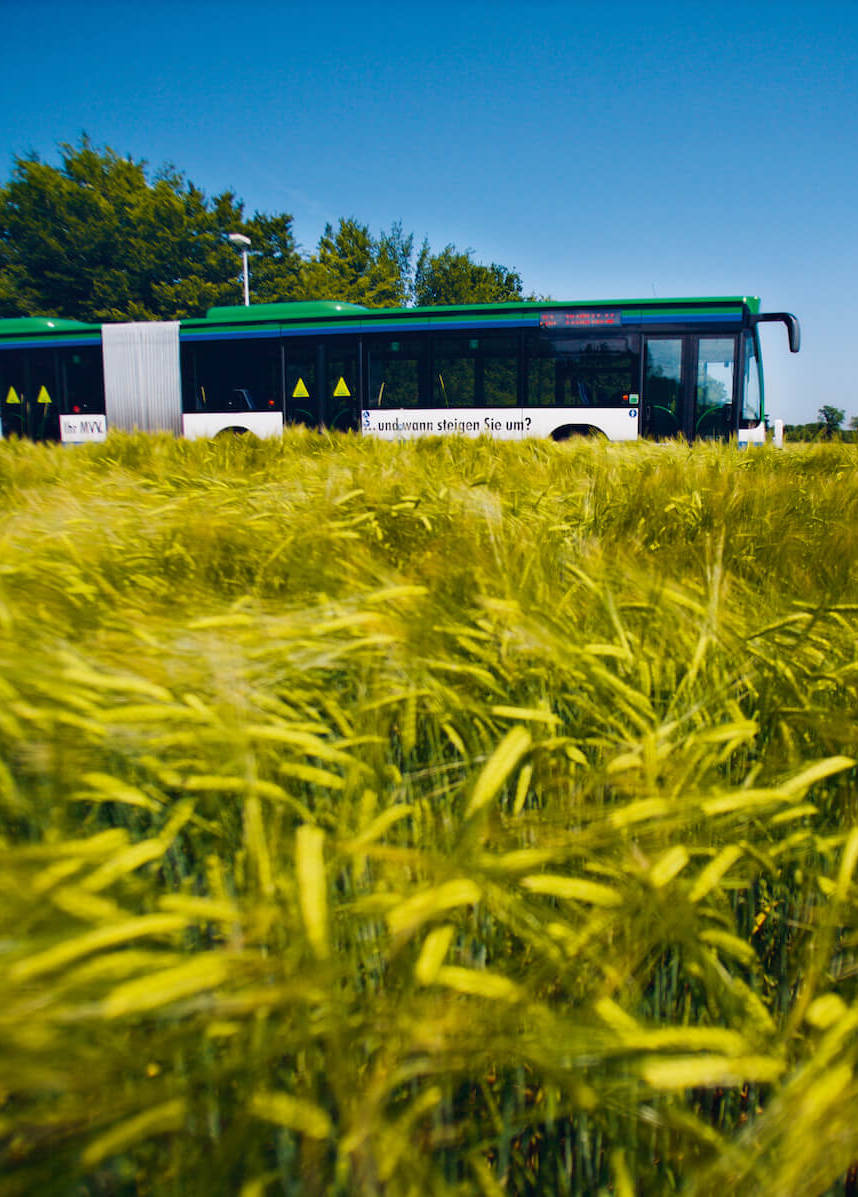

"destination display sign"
[540, 310, 622, 328]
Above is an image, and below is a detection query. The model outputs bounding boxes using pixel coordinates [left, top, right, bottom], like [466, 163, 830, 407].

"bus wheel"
[215, 426, 250, 437]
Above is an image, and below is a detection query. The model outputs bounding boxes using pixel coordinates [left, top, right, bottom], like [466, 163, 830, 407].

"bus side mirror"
[753, 313, 801, 353]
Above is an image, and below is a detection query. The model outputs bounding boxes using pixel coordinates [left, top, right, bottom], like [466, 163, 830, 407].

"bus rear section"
[0, 318, 106, 443]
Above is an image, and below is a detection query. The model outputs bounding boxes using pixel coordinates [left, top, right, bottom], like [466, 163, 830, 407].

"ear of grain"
[295, 823, 329, 959]
[465, 726, 532, 818]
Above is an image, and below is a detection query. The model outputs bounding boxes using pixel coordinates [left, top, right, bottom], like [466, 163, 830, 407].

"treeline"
[784, 424, 858, 443]
[783, 406, 858, 442]
[0, 138, 527, 323]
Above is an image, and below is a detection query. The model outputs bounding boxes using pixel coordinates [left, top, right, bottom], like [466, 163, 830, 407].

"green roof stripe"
[0, 316, 100, 336]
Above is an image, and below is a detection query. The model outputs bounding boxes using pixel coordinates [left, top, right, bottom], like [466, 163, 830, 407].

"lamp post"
[228, 233, 251, 306]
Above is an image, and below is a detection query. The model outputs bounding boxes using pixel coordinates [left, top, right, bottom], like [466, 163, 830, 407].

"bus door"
[284, 338, 359, 431]
[693, 337, 736, 440]
[284, 340, 321, 427]
[0, 348, 60, 441]
[643, 336, 737, 441]
[324, 338, 360, 432]
[642, 338, 686, 439]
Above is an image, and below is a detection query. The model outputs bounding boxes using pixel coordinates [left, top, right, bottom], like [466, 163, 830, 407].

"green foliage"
[784, 421, 858, 444]
[300, 218, 413, 307]
[819, 405, 846, 438]
[243, 212, 306, 305]
[0, 139, 528, 319]
[297, 224, 525, 308]
[0, 138, 306, 321]
[2, 435, 858, 1193]
[415, 241, 525, 306]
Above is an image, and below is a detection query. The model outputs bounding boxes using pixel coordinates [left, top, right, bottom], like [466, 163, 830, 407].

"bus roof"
[0, 315, 102, 348]
[199, 296, 760, 321]
[0, 316, 100, 335]
[0, 297, 764, 340]
[185, 295, 762, 336]
[202, 301, 371, 323]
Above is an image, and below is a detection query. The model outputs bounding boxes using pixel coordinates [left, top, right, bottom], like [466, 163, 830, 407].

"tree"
[240, 210, 304, 306]
[376, 222, 415, 304]
[818, 405, 845, 437]
[0, 138, 530, 320]
[299, 219, 412, 307]
[414, 242, 523, 306]
[298, 227, 527, 309]
[0, 138, 303, 321]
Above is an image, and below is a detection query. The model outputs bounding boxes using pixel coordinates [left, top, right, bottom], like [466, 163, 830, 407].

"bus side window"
[231, 388, 254, 410]
[61, 348, 105, 415]
[433, 334, 518, 407]
[528, 333, 639, 408]
[368, 338, 425, 408]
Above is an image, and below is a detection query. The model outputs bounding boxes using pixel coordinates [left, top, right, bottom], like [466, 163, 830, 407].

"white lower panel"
[361, 407, 640, 442]
[738, 421, 766, 446]
[60, 414, 107, 443]
[182, 412, 284, 440]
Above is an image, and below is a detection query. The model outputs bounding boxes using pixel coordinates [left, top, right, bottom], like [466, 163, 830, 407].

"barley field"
[1, 431, 858, 1195]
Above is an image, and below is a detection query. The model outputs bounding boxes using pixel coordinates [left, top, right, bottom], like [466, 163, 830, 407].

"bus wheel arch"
[550, 423, 605, 441]
[215, 425, 251, 437]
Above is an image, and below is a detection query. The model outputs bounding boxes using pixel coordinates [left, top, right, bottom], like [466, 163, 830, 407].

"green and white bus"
[0, 296, 799, 445]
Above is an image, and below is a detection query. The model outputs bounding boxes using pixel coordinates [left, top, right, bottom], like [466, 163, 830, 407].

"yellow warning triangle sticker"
[37, 386, 52, 405]
[5, 386, 21, 405]
[292, 377, 310, 399]
[333, 376, 351, 398]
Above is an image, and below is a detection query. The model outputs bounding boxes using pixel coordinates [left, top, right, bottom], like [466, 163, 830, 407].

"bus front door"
[643, 336, 736, 441]
[643, 338, 687, 439]
[693, 337, 736, 440]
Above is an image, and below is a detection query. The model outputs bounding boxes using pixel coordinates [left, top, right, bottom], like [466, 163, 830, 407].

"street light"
[228, 233, 251, 306]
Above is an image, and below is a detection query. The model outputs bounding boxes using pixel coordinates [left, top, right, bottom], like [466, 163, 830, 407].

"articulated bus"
[0, 297, 799, 445]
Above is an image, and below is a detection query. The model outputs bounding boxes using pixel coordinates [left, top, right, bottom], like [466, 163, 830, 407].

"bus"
[0, 296, 799, 445]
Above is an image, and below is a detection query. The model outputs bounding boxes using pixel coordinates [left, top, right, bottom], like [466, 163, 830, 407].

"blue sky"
[1, 0, 855, 424]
